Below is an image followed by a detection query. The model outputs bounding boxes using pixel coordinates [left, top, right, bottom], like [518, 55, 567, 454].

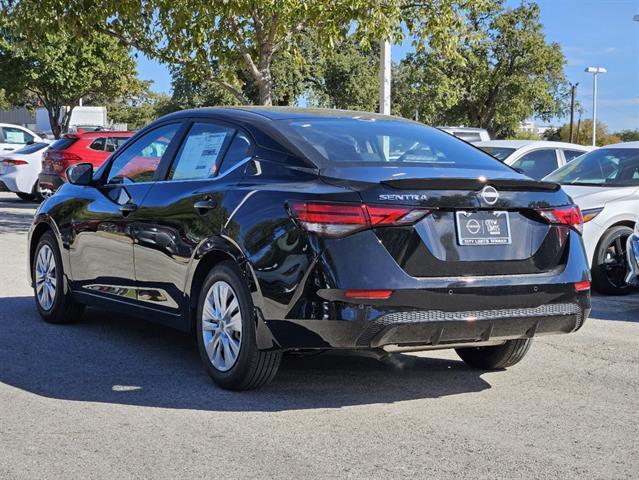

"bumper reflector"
[574, 281, 591, 292]
[344, 289, 393, 300]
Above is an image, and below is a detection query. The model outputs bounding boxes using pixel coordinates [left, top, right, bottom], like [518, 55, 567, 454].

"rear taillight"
[574, 281, 591, 292]
[43, 151, 82, 175]
[289, 202, 431, 238]
[1, 159, 28, 166]
[537, 205, 583, 234]
[345, 289, 393, 300]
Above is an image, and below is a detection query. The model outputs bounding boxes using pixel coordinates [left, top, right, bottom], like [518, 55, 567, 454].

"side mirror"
[66, 162, 94, 186]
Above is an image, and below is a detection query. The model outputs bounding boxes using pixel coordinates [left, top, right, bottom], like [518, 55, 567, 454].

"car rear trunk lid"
[320, 166, 572, 277]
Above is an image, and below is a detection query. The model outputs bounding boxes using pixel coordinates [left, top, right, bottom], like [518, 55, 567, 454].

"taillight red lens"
[289, 202, 431, 238]
[43, 151, 82, 175]
[344, 289, 393, 300]
[537, 205, 583, 234]
[0, 159, 28, 166]
[574, 281, 591, 292]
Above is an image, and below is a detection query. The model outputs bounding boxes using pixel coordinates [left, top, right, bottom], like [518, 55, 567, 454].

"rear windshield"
[545, 148, 639, 187]
[49, 138, 78, 151]
[478, 146, 516, 161]
[279, 118, 511, 171]
[13, 142, 49, 154]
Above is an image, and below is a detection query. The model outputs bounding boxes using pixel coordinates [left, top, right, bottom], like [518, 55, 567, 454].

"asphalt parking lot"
[0, 191, 637, 480]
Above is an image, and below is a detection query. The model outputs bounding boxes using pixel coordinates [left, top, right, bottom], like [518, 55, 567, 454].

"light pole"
[379, 40, 391, 115]
[569, 82, 578, 143]
[584, 66, 607, 146]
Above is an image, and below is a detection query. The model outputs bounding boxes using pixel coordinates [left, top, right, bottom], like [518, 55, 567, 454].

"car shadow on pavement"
[0, 197, 40, 208]
[589, 292, 639, 323]
[0, 210, 35, 233]
[0, 296, 492, 411]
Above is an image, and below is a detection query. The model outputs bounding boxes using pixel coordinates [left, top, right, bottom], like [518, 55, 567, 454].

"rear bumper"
[262, 289, 590, 350]
[38, 173, 65, 192]
[253, 220, 591, 351]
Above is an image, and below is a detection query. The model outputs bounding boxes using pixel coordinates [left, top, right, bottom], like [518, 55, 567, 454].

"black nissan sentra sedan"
[28, 107, 591, 390]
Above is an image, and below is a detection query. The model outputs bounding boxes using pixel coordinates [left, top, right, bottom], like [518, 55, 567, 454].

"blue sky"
[137, 0, 639, 131]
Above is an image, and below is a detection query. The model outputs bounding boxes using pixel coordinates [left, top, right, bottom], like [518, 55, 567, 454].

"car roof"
[160, 106, 414, 123]
[439, 126, 489, 132]
[600, 141, 639, 149]
[474, 140, 592, 150]
[63, 131, 133, 139]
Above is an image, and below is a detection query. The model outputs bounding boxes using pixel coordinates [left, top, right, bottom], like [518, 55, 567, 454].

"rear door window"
[168, 123, 235, 181]
[219, 132, 252, 175]
[510, 149, 559, 179]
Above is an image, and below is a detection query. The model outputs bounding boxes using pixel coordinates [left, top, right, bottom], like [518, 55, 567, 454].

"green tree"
[615, 129, 639, 142]
[308, 36, 379, 111]
[557, 120, 621, 147]
[394, 1, 568, 137]
[0, 88, 9, 109]
[0, 22, 139, 137]
[3, 0, 490, 106]
[105, 90, 173, 131]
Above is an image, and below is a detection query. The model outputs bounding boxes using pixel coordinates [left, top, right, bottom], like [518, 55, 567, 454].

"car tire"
[196, 261, 282, 390]
[592, 225, 633, 296]
[16, 192, 36, 201]
[33, 231, 85, 324]
[455, 338, 532, 370]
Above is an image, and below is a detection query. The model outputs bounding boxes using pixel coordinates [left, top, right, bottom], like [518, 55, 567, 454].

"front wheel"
[592, 225, 633, 295]
[456, 338, 532, 370]
[33, 232, 84, 323]
[196, 261, 281, 390]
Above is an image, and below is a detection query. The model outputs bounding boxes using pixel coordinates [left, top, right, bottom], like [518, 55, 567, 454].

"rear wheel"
[33, 232, 84, 323]
[456, 338, 532, 370]
[16, 192, 36, 201]
[196, 261, 281, 390]
[592, 225, 633, 295]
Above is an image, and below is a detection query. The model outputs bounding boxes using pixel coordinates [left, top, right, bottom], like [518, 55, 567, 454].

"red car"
[39, 131, 133, 195]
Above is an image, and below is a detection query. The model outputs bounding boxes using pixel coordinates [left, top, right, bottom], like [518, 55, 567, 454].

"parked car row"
[8, 116, 638, 305]
[0, 123, 133, 200]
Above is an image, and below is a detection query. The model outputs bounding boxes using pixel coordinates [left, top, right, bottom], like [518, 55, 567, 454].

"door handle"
[119, 202, 138, 215]
[3, 147, 14, 151]
[194, 199, 217, 215]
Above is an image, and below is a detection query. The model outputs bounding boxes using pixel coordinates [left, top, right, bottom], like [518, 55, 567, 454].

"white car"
[0, 141, 51, 201]
[0, 123, 45, 153]
[475, 140, 593, 180]
[439, 127, 490, 142]
[544, 142, 639, 295]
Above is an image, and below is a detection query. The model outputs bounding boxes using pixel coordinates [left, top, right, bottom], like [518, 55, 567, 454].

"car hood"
[561, 184, 639, 209]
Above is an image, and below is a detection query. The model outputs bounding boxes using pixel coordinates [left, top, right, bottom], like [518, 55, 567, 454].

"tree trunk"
[61, 106, 75, 134]
[257, 69, 273, 106]
[47, 105, 62, 139]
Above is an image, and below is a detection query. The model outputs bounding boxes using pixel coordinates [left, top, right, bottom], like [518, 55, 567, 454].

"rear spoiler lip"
[381, 177, 561, 192]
